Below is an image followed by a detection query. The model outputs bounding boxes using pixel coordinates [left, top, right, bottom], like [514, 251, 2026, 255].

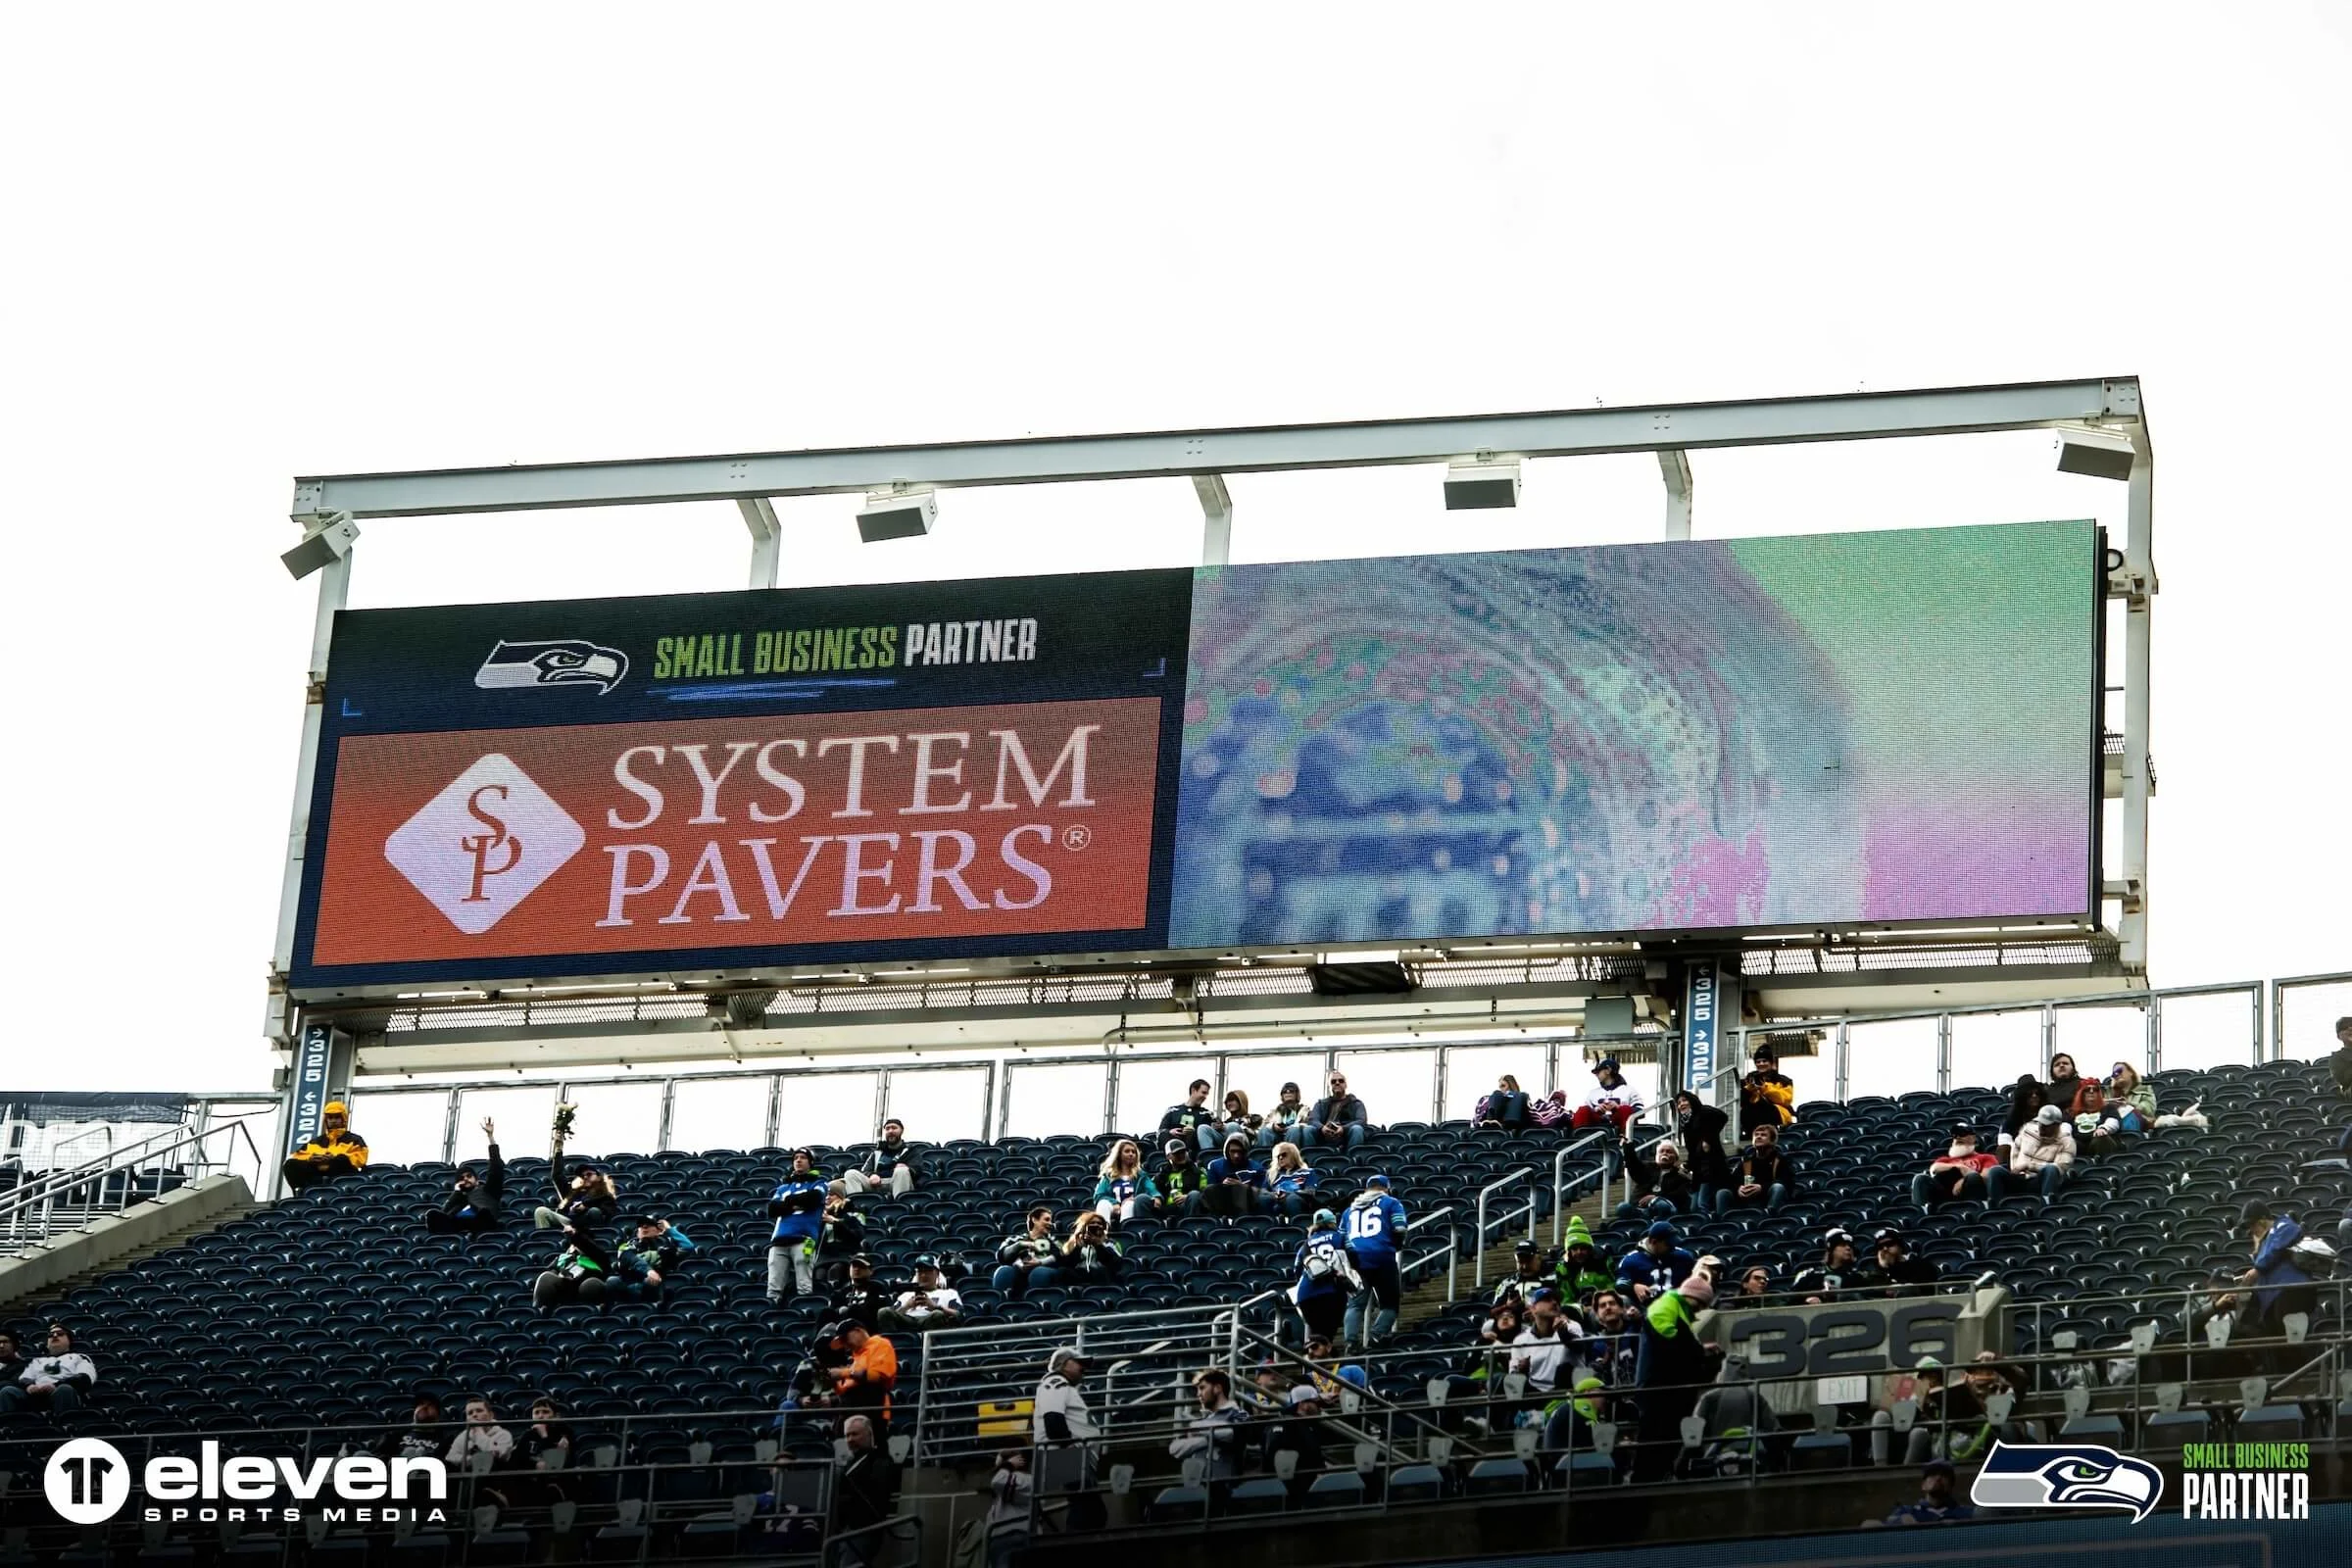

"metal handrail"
[1471, 1167, 1539, 1288]
[916, 1292, 1289, 1463]
[0, 1119, 200, 1217]
[1399, 1203, 1459, 1303]
[0, 1115, 264, 1246]
[1546, 1130, 1611, 1249]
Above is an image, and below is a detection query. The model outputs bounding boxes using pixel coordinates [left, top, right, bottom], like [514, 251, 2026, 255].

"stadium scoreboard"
[289, 519, 2102, 995]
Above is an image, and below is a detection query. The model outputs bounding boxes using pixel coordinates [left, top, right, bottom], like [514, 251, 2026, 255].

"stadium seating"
[0, 1056, 2343, 1541]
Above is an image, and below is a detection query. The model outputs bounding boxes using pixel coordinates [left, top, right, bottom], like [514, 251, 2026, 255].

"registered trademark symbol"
[1061, 825, 1092, 851]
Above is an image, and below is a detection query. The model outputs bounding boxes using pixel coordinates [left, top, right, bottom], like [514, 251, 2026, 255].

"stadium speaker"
[280, 514, 360, 580]
[1306, 961, 1415, 996]
[1443, 459, 1520, 510]
[857, 488, 939, 542]
[2055, 426, 2136, 481]
[710, 990, 778, 1029]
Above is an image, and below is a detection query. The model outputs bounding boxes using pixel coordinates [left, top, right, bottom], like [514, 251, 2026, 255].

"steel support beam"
[1659, 449, 1692, 540]
[738, 497, 781, 590]
[292, 378, 2141, 520]
[1193, 474, 1233, 565]
[2116, 438, 2155, 975]
[267, 542, 351, 1030]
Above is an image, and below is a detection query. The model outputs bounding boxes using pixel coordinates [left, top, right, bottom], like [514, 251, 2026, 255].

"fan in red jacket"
[1909, 1124, 2000, 1207]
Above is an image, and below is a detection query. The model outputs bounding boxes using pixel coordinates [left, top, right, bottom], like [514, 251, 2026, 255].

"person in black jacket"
[1154, 1139, 1211, 1217]
[369, 1393, 448, 1463]
[832, 1254, 893, 1331]
[425, 1119, 505, 1234]
[832, 1415, 901, 1568]
[1262, 1384, 1329, 1487]
[812, 1192, 867, 1293]
[1669, 1091, 1734, 1206]
[1711, 1122, 1796, 1214]
[1031, 1213, 1125, 1291]
[0, 1332, 24, 1390]
[1159, 1080, 1218, 1149]
[992, 1206, 1059, 1299]
[1617, 1140, 1698, 1219]
[841, 1121, 918, 1199]
[2001, 1076, 2049, 1145]
[533, 1162, 618, 1265]
[1307, 1072, 1371, 1151]
[0, 1325, 96, 1418]
[1789, 1229, 1863, 1304]
[1860, 1229, 1940, 1298]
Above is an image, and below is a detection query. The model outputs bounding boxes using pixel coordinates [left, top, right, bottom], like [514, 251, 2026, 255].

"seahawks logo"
[1970, 1441, 2164, 1522]
[475, 640, 628, 695]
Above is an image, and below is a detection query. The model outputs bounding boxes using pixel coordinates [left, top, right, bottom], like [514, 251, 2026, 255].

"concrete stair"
[1398, 1185, 1614, 1327]
[0, 1174, 256, 1312]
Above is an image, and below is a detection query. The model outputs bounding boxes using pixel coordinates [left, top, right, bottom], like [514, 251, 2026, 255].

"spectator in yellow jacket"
[1736, 1048, 1796, 1137]
[282, 1101, 370, 1192]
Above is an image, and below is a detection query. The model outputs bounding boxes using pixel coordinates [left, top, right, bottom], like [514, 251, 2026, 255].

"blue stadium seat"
[1226, 1477, 1292, 1514]
[1387, 1462, 1445, 1503]
[2143, 1410, 2210, 1453]
[1465, 1457, 1533, 1496]
[1305, 1471, 1367, 1509]
[1148, 1484, 1208, 1522]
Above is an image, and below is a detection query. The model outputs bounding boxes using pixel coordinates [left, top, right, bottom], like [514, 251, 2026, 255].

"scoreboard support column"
[266, 514, 351, 1047]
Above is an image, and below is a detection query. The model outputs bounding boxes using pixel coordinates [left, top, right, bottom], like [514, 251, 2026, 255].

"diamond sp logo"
[384, 754, 585, 934]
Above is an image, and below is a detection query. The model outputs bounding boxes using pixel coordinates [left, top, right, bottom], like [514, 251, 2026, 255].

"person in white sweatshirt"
[1569, 1057, 1646, 1139]
[1032, 1348, 1104, 1530]
[447, 1397, 515, 1469]
[1992, 1103, 2076, 1203]
[0, 1324, 96, 1418]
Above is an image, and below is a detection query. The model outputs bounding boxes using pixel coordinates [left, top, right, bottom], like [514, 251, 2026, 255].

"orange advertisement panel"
[311, 697, 1160, 967]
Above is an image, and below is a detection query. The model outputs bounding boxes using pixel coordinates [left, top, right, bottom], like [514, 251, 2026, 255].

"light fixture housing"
[281, 514, 361, 580]
[1443, 459, 1521, 510]
[857, 488, 938, 542]
[2055, 426, 2136, 482]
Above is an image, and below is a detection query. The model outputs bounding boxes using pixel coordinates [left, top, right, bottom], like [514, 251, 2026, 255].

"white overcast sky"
[4, 6, 2347, 1094]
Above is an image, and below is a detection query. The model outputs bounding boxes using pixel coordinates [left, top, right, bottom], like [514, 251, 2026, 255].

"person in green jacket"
[1552, 1215, 1614, 1303]
[2103, 1061, 2159, 1133]
[1634, 1271, 1719, 1480]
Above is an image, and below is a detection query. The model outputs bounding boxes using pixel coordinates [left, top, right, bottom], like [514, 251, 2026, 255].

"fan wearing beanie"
[1992, 1102, 2076, 1203]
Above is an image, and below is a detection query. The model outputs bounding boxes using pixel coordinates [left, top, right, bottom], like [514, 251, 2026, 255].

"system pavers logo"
[384, 753, 585, 934]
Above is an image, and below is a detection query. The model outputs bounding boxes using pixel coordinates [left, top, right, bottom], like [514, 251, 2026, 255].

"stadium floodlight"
[857, 486, 939, 543]
[1443, 458, 1520, 510]
[2055, 425, 2136, 481]
[280, 514, 360, 580]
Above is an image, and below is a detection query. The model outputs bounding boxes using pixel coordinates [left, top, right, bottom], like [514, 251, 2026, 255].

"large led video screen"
[1170, 520, 2100, 946]
[287, 519, 2098, 993]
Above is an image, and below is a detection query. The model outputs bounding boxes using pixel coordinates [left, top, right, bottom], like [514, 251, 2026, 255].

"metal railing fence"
[0, 1115, 266, 1254]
